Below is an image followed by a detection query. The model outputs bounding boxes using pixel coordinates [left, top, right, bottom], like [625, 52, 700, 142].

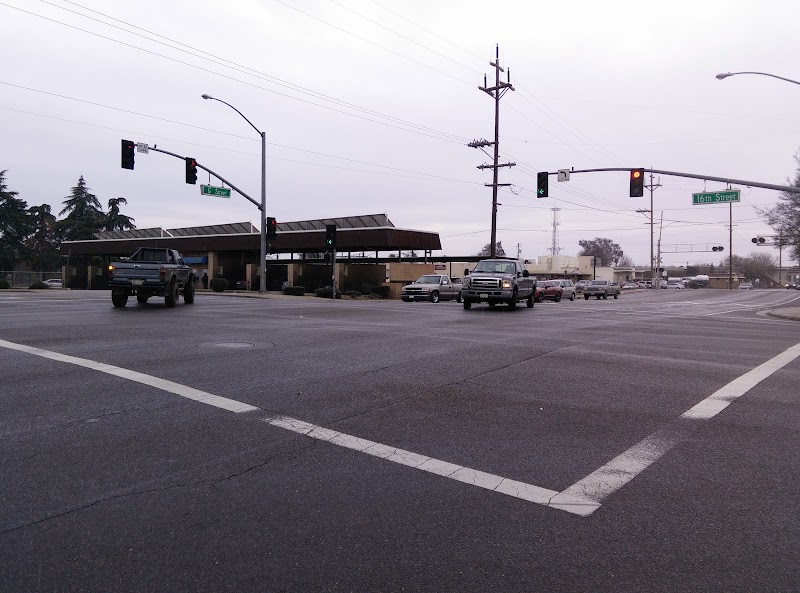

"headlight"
[502, 280, 512, 288]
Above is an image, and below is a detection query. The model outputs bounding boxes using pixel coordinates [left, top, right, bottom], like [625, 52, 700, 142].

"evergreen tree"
[26, 204, 61, 271]
[0, 170, 32, 270]
[103, 197, 136, 231]
[59, 175, 104, 241]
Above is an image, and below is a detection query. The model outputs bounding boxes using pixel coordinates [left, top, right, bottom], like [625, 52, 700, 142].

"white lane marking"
[0, 339, 258, 413]
[557, 342, 800, 506]
[0, 338, 595, 515]
[265, 415, 599, 516]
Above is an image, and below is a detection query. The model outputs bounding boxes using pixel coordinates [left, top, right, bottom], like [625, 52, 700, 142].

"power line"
[269, 0, 474, 87]
[3, 2, 469, 144]
[0, 105, 484, 185]
[327, 0, 480, 75]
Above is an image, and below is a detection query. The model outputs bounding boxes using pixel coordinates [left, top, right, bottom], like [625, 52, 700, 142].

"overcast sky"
[2, 0, 799, 266]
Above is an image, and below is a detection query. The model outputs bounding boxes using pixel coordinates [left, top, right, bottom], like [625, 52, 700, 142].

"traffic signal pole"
[145, 145, 260, 208]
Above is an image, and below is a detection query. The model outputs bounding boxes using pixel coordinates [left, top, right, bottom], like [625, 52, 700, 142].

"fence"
[0, 271, 61, 288]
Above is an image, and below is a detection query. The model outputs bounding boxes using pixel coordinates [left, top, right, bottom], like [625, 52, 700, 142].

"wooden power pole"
[469, 45, 515, 258]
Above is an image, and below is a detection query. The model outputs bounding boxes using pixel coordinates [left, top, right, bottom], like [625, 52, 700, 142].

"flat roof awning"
[61, 213, 442, 256]
[183, 256, 208, 264]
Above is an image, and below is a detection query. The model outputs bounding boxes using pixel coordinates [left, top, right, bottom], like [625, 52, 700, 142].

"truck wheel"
[584, 295, 589, 300]
[613, 293, 618, 299]
[603, 294, 608, 300]
[184, 280, 195, 304]
[430, 291, 440, 303]
[570, 293, 575, 301]
[463, 300, 472, 310]
[596, 295, 601, 300]
[165, 280, 178, 307]
[507, 289, 517, 310]
[526, 293, 534, 308]
[112, 293, 128, 308]
[488, 302, 496, 307]
[136, 293, 148, 304]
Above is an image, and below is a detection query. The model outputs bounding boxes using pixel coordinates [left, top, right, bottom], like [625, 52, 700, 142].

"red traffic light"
[629, 168, 645, 197]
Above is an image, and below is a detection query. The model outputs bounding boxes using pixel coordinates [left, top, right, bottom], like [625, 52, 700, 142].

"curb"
[766, 310, 800, 322]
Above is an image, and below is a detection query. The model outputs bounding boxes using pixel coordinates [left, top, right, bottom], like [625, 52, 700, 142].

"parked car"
[739, 282, 753, 290]
[575, 280, 591, 294]
[536, 280, 564, 302]
[622, 282, 638, 289]
[665, 281, 684, 289]
[43, 278, 63, 287]
[402, 274, 462, 303]
[235, 280, 248, 290]
[554, 279, 576, 301]
[786, 283, 797, 289]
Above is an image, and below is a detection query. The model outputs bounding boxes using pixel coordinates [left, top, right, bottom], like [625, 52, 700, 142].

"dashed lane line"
[3, 338, 798, 517]
[0, 338, 598, 516]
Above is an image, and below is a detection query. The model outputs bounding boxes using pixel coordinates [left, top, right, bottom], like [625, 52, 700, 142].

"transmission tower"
[548, 207, 562, 255]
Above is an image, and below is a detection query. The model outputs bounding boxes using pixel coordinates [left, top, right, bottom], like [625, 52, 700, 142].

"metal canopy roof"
[68, 214, 439, 256]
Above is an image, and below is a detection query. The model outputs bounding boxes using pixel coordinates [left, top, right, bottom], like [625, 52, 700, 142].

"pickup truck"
[460, 258, 536, 310]
[108, 247, 196, 308]
[401, 274, 462, 303]
[582, 279, 620, 300]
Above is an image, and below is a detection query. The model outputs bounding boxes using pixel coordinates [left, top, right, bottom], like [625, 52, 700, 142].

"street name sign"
[692, 190, 740, 205]
[201, 185, 231, 198]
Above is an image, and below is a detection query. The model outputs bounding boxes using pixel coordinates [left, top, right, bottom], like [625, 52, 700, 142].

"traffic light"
[325, 224, 337, 249]
[629, 168, 644, 197]
[185, 157, 197, 184]
[751, 236, 766, 244]
[536, 172, 549, 198]
[266, 217, 277, 239]
[121, 139, 135, 170]
[712, 246, 725, 252]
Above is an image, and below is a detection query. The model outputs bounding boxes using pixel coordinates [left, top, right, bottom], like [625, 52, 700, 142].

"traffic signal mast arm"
[542, 167, 800, 194]
[145, 145, 262, 210]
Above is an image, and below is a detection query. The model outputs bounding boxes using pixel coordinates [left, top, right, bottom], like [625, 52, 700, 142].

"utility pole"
[516, 242, 522, 259]
[469, 44, 515, 258]
[644, 172, 662, 288]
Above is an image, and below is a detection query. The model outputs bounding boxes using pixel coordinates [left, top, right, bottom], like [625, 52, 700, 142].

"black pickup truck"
[108, 248, 195, 308]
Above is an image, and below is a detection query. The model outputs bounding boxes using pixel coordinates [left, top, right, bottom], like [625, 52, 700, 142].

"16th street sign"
[201, 184, 232, 198]
[692, 189, 740, 205]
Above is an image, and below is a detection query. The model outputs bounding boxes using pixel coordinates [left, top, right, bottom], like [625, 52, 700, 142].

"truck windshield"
[473, 261, 513, 274]
[416, 276, 441, 284]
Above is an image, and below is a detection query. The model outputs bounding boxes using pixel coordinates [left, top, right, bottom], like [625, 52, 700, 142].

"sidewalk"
[767, 306, 800, 322]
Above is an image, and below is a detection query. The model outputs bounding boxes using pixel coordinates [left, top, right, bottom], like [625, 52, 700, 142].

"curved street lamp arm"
[716, 71, 800, 86]
[204, 96, 263, 135]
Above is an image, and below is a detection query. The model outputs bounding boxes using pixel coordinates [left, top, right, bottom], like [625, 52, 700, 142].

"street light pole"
[202, 94, 268, 295]
[716, 71, 800, 86]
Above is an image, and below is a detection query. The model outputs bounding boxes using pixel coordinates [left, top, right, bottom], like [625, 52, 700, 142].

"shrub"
[29, 281, 49, 289]
[282, 285, 306, 296]
[371, 285, 390, 298]
[345, 290, 361, 299]
[314, 285, 341, 299]
[209, 278, 229, 292]
[0, 278, 9, 289]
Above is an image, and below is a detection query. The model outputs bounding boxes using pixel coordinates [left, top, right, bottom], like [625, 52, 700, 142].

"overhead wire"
[4, 1, 469, 144]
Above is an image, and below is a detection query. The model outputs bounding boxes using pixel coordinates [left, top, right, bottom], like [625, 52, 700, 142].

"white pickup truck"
[401, 275, 462, 303]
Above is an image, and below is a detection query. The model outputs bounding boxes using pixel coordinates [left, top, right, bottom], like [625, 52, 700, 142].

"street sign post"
[201, 185, 232, 198]
[692, 190, 740, 205]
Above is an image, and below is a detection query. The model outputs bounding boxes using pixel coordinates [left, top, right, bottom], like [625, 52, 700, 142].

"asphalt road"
[1, 288, 799, 593]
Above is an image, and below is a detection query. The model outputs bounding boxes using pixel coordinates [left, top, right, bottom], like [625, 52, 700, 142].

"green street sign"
[692, 190, 740, 205]
[201, 184, 231, 198]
